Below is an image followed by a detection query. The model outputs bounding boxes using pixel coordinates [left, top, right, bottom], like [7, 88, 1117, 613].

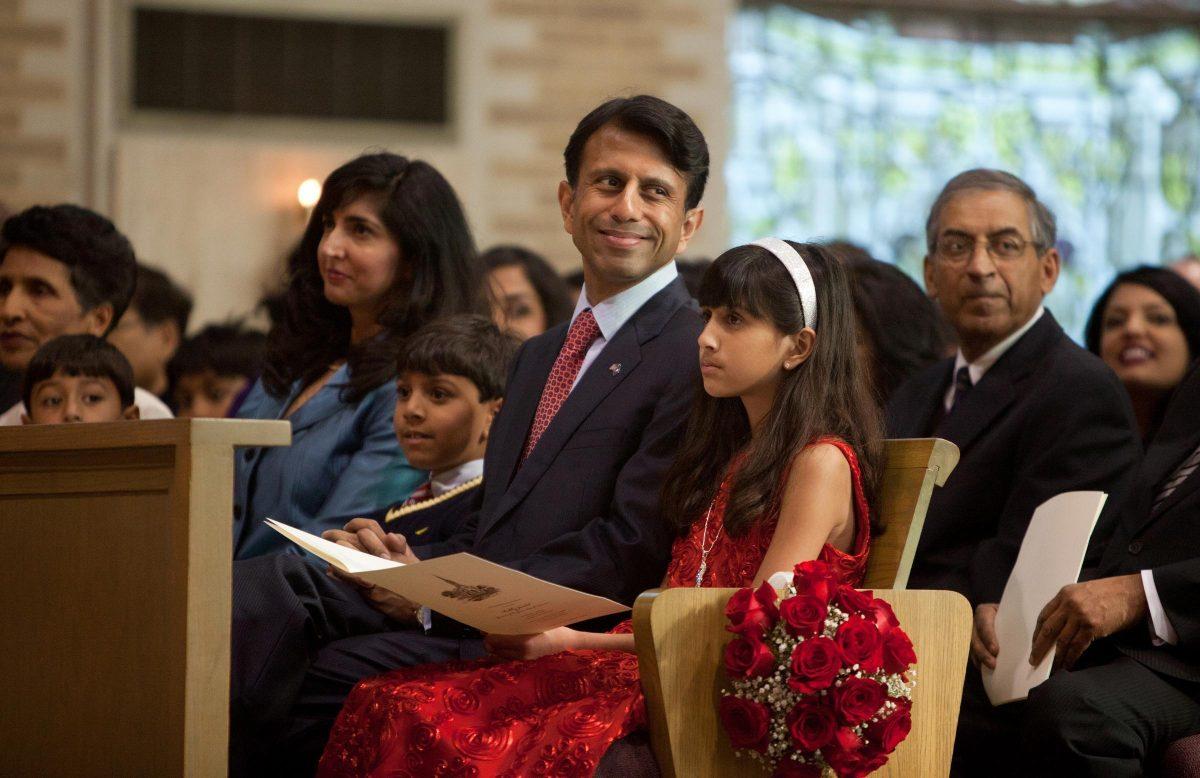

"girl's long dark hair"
[262, 153, 488, 402]
[660, 242, 885, 537]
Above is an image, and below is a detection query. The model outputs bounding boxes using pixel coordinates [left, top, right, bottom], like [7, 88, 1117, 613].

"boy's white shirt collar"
[944, 306, 1045, 411]
[429, 458, 483, 496]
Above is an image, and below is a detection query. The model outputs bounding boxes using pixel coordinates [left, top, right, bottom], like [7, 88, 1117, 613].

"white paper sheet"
[265, 519, 630, 634]
[981, 491, 1107, 705]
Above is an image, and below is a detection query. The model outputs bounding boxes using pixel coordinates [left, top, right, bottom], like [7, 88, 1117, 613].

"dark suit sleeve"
[1152, 559, 1200, 648]
[501, 371, 692, 606]
[969, 373, 1141, 604]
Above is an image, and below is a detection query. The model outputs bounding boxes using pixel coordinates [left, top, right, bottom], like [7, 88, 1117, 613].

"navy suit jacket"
[887, 311, 1141, 605]
[1099, 360, 1200, 682]
[416, 277, 701, 607]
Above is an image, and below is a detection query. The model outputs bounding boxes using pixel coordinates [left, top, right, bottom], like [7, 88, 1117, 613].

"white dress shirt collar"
[945, 306, 1045, 411]
[572, 260, 680, 341]
[430, 458, 484, 496]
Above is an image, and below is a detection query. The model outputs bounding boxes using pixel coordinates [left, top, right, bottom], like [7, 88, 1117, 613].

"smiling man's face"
[558, 123, 702, 305]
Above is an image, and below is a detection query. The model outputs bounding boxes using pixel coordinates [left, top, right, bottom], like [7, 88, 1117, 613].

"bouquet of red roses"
[717, 560, 917, 778]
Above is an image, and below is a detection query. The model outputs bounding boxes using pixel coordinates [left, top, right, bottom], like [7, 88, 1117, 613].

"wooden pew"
[635, 587, 972, 778]
[0, 419, 289, 776]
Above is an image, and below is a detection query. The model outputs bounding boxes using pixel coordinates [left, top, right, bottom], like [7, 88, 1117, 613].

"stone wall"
[0, 0, 732, 326]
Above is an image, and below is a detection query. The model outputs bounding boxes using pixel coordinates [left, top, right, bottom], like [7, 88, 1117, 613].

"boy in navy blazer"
[349, 315, 515, 549]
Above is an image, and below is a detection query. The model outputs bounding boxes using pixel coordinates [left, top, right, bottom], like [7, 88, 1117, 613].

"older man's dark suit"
[886, 311, 1141, 607]
[230, 278, 700, 773]
[1024, 360, 1200, 775]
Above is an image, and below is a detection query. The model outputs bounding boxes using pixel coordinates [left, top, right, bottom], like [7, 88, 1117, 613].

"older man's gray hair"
[924, 169, 1057, 254]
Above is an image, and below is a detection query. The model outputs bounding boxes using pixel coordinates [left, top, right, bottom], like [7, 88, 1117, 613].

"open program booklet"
[266, 519, 629, 634]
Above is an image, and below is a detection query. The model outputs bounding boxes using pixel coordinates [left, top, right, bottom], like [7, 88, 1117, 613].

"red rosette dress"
[318, 437, 871, 777]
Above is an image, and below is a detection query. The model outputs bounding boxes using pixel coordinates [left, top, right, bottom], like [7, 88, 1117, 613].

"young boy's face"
[393, 371, 502, 473]
[174, 370, 249, 419]
[23, 371, 138, 424]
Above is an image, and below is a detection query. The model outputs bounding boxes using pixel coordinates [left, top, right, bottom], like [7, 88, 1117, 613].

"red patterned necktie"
[521, 309, 602, 462]
[402, 480, 434, 506]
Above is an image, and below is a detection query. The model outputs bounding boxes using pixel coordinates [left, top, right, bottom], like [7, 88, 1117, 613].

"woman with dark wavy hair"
[233, 152, 488, 559]
[1085, 265, 1200, 442]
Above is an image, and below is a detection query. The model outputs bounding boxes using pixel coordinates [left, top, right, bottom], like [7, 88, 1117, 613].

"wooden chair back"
[863, 438, 959, 590]
[634, 587, 972, 778]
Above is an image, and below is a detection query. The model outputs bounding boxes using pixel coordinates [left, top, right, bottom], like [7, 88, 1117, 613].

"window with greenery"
[728, 4, 1200, 336]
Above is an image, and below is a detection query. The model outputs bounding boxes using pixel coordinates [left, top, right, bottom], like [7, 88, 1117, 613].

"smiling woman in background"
[1085, 265, 1200, 441]
[483, 244, 574, 341]
[232, 152, 488, 559]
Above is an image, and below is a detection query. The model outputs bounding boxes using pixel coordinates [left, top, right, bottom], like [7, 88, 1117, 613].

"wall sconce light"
[297, 178, 322, 221]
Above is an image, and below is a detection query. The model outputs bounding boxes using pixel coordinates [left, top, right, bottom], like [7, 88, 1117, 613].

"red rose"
[780, 595, 827, 638]
[870, 597, 900, 636]
[865, 700, 912, 754]
[726, 581, 780, 637]
[718, 695, 772, 752]
[835, 585, 874, 614]
[772, 760, 823, 777]
[882, 627, 917, 674]
[834, 676, 887, 725]
[787, 699, 838, 751]
[787, 636, 842, 693]
[793, 560, 839, 603]
[823, 727, 869, 777]
[836, 615, 883, 673]
[724, 633, 776, 678]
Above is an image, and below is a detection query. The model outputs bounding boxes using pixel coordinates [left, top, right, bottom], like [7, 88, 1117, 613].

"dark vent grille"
[133, 7, 448, 124]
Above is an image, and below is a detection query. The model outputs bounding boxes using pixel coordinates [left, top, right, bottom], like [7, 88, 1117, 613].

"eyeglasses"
[933, 233, 1040, 264]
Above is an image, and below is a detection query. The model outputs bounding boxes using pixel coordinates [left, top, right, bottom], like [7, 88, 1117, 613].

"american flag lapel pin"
[609, 363, 621, 376]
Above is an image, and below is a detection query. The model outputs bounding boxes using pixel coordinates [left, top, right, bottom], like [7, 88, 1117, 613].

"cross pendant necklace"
[695, 495, 722, 587]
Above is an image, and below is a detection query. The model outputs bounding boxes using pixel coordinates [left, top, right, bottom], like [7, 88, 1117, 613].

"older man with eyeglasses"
[886, 169, 1142, 775]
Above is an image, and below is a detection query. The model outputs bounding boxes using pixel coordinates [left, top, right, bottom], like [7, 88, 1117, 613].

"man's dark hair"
[131, 264, 193, 333]
[396, 315, 521, 401]
[168, 322, 267, 387]
[22, 334, 135, 410]
[563, 95, 709, 211]
[482, 245, 574, 328]
[0, 205, 137, 332]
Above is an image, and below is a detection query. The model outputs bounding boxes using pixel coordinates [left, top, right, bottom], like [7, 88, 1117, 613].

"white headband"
[750, 237, 817, 330]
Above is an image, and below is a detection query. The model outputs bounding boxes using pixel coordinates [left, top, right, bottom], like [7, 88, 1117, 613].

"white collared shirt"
[569, 260, 679, 391]
[943, 306, 1045, 412]
[429, 458, 483, 496]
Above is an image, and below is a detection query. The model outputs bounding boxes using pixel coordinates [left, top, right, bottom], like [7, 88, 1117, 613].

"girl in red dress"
[318, 240, 885, 777]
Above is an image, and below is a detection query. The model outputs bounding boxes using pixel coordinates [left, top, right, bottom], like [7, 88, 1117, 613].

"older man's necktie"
[949, 365, 973, 415]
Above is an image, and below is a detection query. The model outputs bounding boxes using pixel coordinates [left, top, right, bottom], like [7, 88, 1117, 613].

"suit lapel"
[913, 361, 952, 437]
[1132, 360, 1200, 532]
[935, 313, 1061, 453]
[478, 277, 690, 539]
[489, 330, 565, 493]
[484, 334, 641, 532]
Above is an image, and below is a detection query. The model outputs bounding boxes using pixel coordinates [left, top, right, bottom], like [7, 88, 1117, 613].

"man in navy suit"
[229, 94, 707, 774]
[885, 169, 1141, 775]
